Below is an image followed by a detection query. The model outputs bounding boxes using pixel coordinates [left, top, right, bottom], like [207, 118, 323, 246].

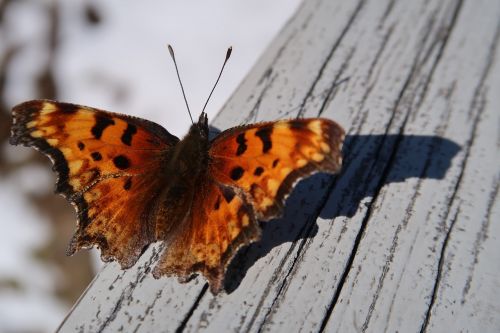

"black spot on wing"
[272, 159, 279, 168]
[91, 115, 115, 139]
[254, 166, 264, 176]
[236, 132, 247, 156]
[255, 127, 272, 153]
[230, 166, 244, 181]
[77, 141, 85, 150]
[91, 151, 102, 161]
[214, 196, 221, 210]
[113, 155, 130, 169]
[121, 123, 137, 146]
[221, 186, 235, 203]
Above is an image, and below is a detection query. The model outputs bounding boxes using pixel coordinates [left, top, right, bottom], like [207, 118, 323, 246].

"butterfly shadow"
[223, 133, 461, 293]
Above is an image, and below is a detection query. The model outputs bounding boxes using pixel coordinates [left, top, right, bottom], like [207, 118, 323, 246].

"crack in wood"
[350, 23, 395, 134]
[316, 47, 354, 117]
[256, 176, 340, 331]
[132, 289, 164, 332]
[243, 72, 278, 124]
[175, 284, 209, 333]
[379, 0, 396, 28]
[297, 0, 366, 118]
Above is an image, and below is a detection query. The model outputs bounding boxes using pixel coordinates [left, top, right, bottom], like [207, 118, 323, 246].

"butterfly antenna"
[201, 46, 232, 114]
[168, 44, 194, 124]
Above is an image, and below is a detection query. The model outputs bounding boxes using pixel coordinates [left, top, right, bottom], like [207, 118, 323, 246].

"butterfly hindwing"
[67, 173, 163, 267]
[153, 180, 260, 294]
[10, 100, 179, 267]
[209, 118, 345, 220]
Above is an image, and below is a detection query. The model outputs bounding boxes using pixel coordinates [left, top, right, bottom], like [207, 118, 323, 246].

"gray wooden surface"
[58, 0, 500, 332]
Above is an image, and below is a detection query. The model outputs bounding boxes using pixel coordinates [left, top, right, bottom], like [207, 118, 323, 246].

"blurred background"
[0, 1, 302, 332]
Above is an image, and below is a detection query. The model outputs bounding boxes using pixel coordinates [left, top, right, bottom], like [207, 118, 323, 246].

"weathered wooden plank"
[59, 244, 207, 332]
[323, 1, 500, 332]
[58, 0, 500, 332]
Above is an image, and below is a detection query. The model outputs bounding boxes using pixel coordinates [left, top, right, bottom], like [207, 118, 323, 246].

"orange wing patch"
[153, 181, 260, 294]
[10, 100, 178, 267]
[209, 118, 344, 220]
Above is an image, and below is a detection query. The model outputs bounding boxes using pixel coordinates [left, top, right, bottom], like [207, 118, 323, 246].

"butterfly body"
[154, 113, 210, 240]
[10, 100, 344, 294]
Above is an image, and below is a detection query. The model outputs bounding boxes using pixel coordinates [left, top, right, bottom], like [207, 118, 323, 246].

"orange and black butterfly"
[9, 48, 344, 294]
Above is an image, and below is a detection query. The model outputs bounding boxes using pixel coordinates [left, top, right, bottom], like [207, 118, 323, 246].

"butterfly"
[9, 47, 345, 294]
[10, 99, 344, 294]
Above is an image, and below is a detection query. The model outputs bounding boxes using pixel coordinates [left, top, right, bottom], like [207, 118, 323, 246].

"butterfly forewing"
[10, 100, 179, 267]
[209, 118, 345, 220]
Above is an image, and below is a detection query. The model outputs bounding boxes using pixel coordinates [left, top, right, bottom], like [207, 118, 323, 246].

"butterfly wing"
[153, 180, 260, 294]
[209, 118, 345, 219]
[10, 100, 179, 267]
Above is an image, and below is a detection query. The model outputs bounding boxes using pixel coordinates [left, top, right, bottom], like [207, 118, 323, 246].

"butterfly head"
[192, 111, 209, 140]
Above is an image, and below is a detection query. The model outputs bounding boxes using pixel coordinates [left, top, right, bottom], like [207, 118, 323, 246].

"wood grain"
[58, 0, 500, 332]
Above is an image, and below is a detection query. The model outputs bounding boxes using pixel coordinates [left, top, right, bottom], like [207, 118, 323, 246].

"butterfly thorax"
[166, 117, 209, 176]
[155, 113, 210, 239]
